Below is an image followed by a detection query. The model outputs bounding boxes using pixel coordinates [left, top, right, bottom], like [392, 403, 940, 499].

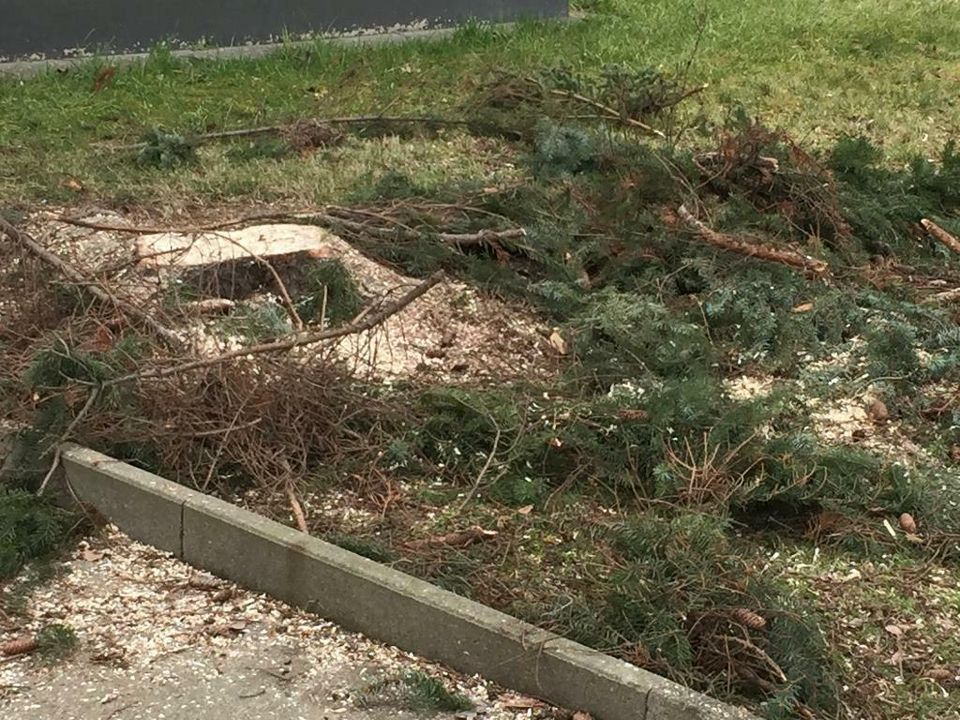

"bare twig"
[677, 204, 828, 274]
[104, 272, 443, 386]
[438, 228, 527, 246]
[38, 386, 101, 495]
[543, 87, 666, 138]
[104, 701, 140, 719]
[179, 298, 237, 315]
[455, 407, 503, 514]
[214, 232, 303, 330]
[0, 216, 184, 349]
[54, 213, 294, 234]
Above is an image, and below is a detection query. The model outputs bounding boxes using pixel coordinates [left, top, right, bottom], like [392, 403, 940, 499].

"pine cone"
[188, 576, 221, 591]
[1, 636, 40, 656]
[731, 608, 767, 630]
[899, 513, 918, 534]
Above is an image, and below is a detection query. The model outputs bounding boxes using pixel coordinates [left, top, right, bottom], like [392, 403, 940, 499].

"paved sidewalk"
[0, 528, 554, 720]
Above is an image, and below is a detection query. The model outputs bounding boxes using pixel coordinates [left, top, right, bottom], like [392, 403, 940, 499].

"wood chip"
[548, 330, 568, 356]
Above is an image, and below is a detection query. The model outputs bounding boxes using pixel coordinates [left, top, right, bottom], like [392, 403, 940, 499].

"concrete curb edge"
[0, 27, 463, 77]
[59, 443, 759, 720]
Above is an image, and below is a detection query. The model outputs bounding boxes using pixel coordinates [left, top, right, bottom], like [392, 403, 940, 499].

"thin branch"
[0, 216, 184, 350]
[212, 232, 303, 330]
[54, 211, 527, 248]
[540, 84, 666, 138]
[677, 204, 828, 275]
[923, 286, 960, 305]
[438, 228, 527, 246]
[104, 271, 443, 386]
[921, 218, 960, 255]
[38, 385, 101, 495]
[54, 213, 295, 234]
[105, 116, 476, 150]
[455, 406, 503, 514]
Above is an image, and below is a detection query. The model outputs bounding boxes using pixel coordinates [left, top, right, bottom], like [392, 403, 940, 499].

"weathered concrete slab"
[60, 444, 760, 720]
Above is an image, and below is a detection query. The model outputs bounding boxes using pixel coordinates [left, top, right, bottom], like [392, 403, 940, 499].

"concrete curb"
[0, 27, 460, 77]
[59, 444, 759, 720]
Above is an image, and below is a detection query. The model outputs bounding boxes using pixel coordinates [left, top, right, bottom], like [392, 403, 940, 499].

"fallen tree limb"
[179, 298, 237, 315]
[0, 215, 185, 349]
[104, 271, 444, 386]
[677, 204, 828, 274]
[438, 227, 527, 246]
[54, 212, 528, 248]
[212, 233, 304, 330]
[53, 213, 293, 234]
[921, 218, 960, 255]
[106, 116, 476, 151]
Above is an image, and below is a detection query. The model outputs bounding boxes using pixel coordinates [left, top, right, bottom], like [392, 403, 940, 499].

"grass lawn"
[1, 0, 959, 207]
[3, 2, 960, 719]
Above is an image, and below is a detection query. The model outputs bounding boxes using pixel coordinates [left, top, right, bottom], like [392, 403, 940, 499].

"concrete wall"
[0, 0, 568, 60]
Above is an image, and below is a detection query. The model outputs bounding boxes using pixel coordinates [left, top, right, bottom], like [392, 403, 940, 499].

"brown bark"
[677, 204, 828, 274]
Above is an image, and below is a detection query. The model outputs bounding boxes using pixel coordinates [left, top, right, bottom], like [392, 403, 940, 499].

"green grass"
[36, 623, 80, 663]
[1, 0, 959, 206]
[357, 670, 474, 712]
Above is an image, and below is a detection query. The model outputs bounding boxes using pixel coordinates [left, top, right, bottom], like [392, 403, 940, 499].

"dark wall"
[0, 0, 568, 59]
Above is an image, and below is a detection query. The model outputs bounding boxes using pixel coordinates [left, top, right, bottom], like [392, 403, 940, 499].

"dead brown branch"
[0, 216, 184, 349]
[179, 298, 237, 315]
[921, 218, 960, 255]
[37, 385, 102, 495]
[105, 116, 476, 151]
[677, 204, 828, 274]
[53, 212, 527, 248]
[438, 228, 527, 246]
